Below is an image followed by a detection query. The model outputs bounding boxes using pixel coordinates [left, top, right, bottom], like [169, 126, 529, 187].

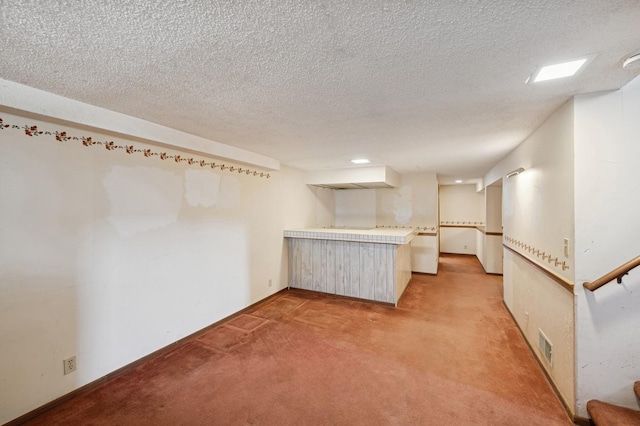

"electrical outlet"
[268, 279, 272, 287]
[563, 238, 569, 258]
[524, 311, 529, 325]
[63, 356, 77, 375]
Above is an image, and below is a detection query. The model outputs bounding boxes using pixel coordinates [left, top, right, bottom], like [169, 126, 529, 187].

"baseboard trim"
[502, 301, 578, 424]
[4, 289, 287, 426]
[396, 277, 413, 307]
[475, 255, 503, 276]
[477, 255, 487, 273]
[288, 287, 397, 307]
[440, 252, 477, 256]
[572, 415, 591, 426]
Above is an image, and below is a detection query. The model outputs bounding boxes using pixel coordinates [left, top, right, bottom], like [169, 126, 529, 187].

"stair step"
[587, 400, 640, 426]
[635, 381, 640, 401]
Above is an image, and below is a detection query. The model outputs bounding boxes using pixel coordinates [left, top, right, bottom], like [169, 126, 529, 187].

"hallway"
[23, 255, 572, 425]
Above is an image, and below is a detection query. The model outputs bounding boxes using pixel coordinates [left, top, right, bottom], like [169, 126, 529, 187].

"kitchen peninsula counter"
[284, 228, 417, 305]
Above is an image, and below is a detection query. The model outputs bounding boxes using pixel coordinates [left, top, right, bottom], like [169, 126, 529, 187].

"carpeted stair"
[587, 381, 640, 425]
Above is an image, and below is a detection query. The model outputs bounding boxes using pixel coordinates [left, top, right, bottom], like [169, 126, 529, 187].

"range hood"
[306, 166, 400, 189]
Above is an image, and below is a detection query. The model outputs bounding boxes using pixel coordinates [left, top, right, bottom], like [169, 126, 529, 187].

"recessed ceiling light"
[350, 159, 370, 164]
[455, 180, 463, 183]
[529, 56, 594, 83]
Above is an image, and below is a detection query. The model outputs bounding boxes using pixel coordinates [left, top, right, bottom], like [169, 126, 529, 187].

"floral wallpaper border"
[0, 117, 272, 179]
[504, 235, 570, 272]
[376, 225, 438, 232]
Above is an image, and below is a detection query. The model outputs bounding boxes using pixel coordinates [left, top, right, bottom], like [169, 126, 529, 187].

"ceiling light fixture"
[350, 159, 370, 164]
[622, 51, 640, 69]
[455, 180, 462, 183]
[506, 167, 525, 178]
[528, 55, 595, 83]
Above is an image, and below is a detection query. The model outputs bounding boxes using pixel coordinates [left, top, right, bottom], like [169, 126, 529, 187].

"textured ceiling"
[1, 1, 640, 180]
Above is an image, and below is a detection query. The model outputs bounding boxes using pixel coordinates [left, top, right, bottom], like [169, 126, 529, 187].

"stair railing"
[583, 255, 640, 291]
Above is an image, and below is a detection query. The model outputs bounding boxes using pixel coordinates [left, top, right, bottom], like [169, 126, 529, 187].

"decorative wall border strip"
[376, 225, 437, 232]
[0, 117, 272, 179]
[440, 221, 484, 226]
[503, 244, 574, 293]
[503, 235, 569, 272]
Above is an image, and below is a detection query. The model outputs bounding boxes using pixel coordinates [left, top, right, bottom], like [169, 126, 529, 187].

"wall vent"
[538, 329, 553, 367]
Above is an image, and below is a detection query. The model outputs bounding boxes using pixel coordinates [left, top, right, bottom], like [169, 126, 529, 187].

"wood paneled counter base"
[284, 228, 417, 306]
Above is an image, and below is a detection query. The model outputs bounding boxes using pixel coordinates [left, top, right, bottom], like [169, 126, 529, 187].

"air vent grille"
[538, 329, 553, 367]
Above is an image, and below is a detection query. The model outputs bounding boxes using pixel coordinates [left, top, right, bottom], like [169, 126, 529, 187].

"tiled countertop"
[283, 228, 418, 245]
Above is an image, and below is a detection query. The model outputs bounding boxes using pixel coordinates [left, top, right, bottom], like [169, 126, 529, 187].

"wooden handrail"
[583, 255, 640, 291]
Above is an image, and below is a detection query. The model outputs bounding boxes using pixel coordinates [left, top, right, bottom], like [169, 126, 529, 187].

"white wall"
[315, 187, 335, 228]
[333, 173, 439, 273]
[379, 173, 439, 274]
[411, 235, 439, 274]
[573, 77, 640, 417]
[376, 173, 439, 228]
[484, 100, 576, 414]
[485, 185, 502, 233]
[483, 235, 503, 274]
[477, 185, 503, 274]
[0, 109, 320, 424]
[333, 173, 439, 230]
[334, 189, 376, 228]
[440, 227, 477, 255]
[475, 229, 485, 265]
[506, 249, 575, 404]
[439, 184, 484, 225]
[439, 184, 484, 255]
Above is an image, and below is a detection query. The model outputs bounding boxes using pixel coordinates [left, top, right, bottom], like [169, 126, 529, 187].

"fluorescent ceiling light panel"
[532, 58, 588, 83]
[350, 158, 370, 164]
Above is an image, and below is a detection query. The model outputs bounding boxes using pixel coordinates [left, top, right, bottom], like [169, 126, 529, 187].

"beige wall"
[0, 109, 321, 424]
[334, 189, 376, 228]
[475, 185, 503, 273]
[573, 77, 640, 417]
[376, 173, 439, 228]
[333, 173, 440, 273]
[485, 185, 502, 233]
[484, 100, 576, 414]
[439, 184, 484, 255]
[332, 173, 439, 230]
[439, 184, 484, 225]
